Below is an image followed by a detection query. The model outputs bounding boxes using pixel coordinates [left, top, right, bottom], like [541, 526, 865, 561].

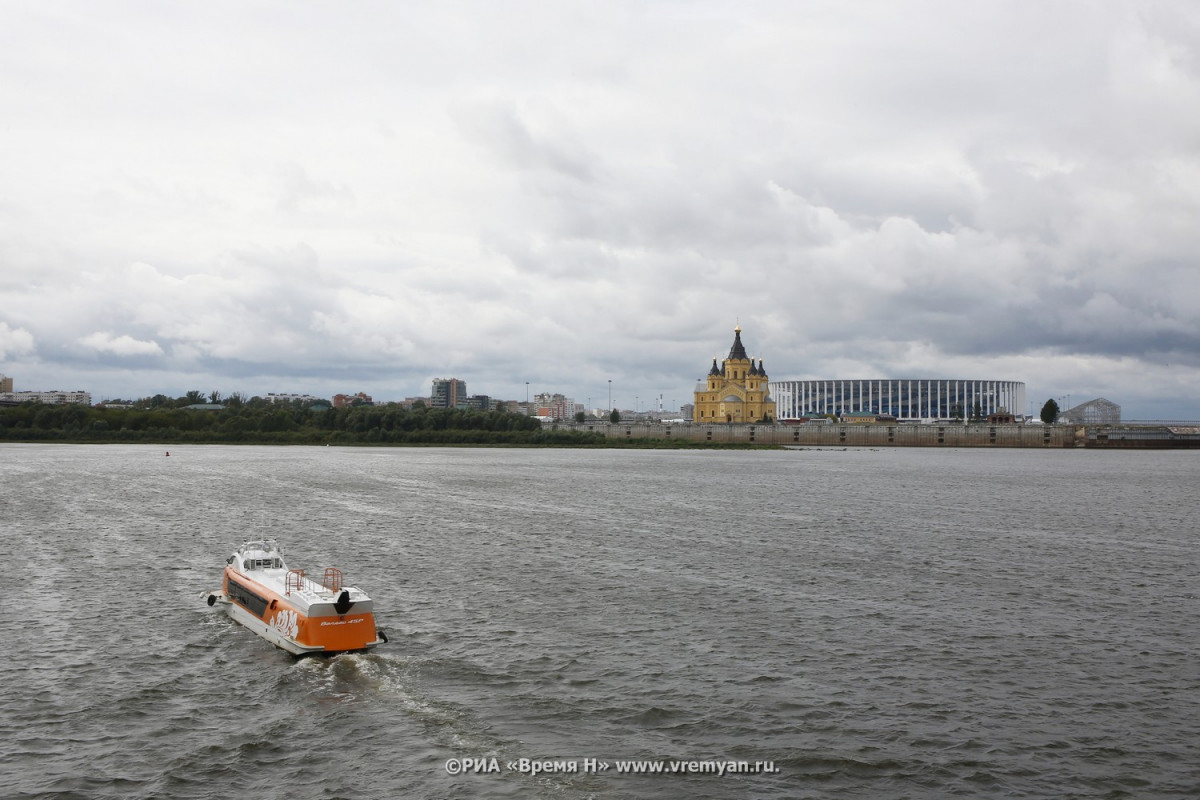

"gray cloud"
[1, 2, 1198, 417]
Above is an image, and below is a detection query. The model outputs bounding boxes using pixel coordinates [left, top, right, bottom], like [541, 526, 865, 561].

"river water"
[2, 444, 1197, 799]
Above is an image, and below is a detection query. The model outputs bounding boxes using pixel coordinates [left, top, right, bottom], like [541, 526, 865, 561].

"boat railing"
[285, 569, 307, 594]
[285, 567, 346, 595]
[322, 567, 344, 592]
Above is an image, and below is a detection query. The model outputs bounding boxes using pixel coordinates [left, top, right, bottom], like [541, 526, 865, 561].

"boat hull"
[219, 566, 384, 655]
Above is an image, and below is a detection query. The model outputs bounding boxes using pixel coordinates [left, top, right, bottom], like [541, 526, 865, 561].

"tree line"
[0, 395, 607, 446]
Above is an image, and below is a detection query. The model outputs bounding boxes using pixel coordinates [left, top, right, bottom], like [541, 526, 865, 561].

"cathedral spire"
[727, 325, 748, 361]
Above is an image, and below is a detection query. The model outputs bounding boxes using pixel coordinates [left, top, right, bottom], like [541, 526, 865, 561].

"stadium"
[769, 379, 1027, 422]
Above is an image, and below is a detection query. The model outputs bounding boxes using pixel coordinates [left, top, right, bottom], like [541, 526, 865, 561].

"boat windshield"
[242, 557, 284, 570]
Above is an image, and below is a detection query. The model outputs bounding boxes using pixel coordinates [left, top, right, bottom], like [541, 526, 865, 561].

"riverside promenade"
[555, 421, 1200, 448]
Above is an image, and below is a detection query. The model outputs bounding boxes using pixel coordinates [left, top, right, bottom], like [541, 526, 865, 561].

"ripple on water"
[3, 445, 1199, 799]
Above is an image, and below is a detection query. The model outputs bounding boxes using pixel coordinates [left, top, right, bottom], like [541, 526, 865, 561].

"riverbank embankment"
[554, 422, 1200, 448]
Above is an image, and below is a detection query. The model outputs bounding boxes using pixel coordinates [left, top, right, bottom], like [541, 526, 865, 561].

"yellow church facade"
[693, 325, 776, 423]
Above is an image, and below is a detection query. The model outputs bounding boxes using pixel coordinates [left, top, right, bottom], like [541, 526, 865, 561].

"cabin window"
[227, 577, 269, 618]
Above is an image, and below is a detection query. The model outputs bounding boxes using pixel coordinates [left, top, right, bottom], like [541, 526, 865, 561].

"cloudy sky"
[2, 2, 1199, 418]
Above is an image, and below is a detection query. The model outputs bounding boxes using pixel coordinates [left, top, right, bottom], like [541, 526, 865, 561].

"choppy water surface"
[2, 444, 1197, 799]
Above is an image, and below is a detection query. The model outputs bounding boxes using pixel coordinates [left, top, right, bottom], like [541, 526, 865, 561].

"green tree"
[609, 408, 621, 423]
[574, 411, 586, 423]
[1040, 398, 1060, 424]
[0, 401, 581, 445]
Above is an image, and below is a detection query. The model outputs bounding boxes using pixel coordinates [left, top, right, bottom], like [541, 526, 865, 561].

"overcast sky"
[2, 2, 1199, 418]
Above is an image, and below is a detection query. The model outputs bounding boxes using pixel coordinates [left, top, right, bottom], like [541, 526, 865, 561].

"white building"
[0, 390, 93, 405]
[770, 379, 1026, 422]
[265, 392, 326, 404]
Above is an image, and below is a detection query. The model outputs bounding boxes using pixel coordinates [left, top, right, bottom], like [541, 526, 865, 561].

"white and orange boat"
[205, 540, 387, 655]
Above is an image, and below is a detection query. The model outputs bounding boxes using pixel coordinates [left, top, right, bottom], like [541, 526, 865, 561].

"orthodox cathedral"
[693, 325, 776, 423]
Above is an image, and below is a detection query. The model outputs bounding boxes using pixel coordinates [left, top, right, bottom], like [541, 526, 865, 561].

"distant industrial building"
[770, 379, 1026, 423]
[1058, 397, 1120, 424]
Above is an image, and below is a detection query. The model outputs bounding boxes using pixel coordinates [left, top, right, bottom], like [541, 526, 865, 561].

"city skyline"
[0, 365, 1124, 424]
[2, 4, 1199, 420]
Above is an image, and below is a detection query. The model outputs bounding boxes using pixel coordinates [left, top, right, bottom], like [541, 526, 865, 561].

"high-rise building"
[533, 392, 577, 420]
[431, 378, 467, 409]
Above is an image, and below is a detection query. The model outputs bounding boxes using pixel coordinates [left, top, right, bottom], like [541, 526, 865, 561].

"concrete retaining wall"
[560, 422, 1080, 447]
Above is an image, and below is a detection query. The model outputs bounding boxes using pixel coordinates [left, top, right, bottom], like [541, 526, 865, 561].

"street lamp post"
[608, 380, 611, 412]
